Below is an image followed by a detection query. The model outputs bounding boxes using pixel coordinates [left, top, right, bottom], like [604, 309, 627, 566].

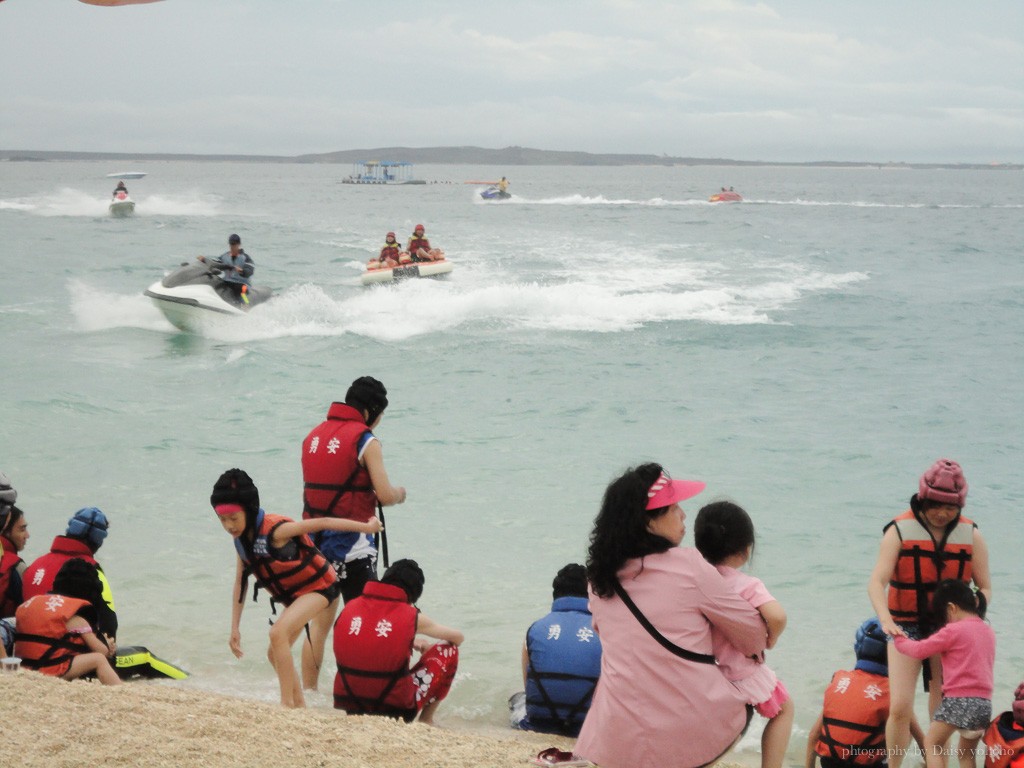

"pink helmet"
[918, 459, 967, 507]
[414, 224, 425, 233]
[386, 232, 395, 239]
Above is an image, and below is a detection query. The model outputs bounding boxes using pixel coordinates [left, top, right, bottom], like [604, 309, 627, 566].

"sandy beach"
[0, 671, 757, 768]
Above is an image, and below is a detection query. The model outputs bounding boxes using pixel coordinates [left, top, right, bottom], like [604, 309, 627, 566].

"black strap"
[376, 503, 389, 569]
[612, 580, 716, 665]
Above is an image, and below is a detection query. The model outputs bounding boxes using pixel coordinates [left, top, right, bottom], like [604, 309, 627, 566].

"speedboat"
[144, 261, 272, 332]
[709, 190, 742, 203]
[109, 191, 136, 217]
[361, 258, 454, 286]
[480, 185, 511, 200]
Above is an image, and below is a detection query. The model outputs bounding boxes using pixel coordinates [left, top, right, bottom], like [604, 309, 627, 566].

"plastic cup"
[1, 657, 21, 673]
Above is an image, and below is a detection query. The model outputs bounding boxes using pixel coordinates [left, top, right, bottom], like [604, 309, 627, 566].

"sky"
[3, 0, 1023, 163]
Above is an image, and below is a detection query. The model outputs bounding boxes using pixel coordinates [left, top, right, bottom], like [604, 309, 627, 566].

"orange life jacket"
[984, 712, 1024, 768]
[886, 509, 974, 624]
[302, 403, 377, 523]
[14, 594, 92, 677]
[333, 580, 419, 717]
[235, 510, 337, 607]
[815, 669, 890, 766]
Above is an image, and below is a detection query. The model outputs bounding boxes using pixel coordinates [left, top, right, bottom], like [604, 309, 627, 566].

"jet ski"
[480, 185, 511, 200]
[109, 190, 136, 217]
[144, 261, 272, 332]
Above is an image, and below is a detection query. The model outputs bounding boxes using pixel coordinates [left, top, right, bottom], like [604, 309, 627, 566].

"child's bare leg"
[925, 721, 957, 768]
[268, 593, 328, 708]
[761, 697, 794, 768]
[419, 699, 441, 726]
[300, 596, 339, 691]
[886, 647, 924, 768]
[956, 734, 981, 768]
[63, 653, 122, 686]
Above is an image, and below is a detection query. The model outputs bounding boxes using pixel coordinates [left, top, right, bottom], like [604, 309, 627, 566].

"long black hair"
[587, 463, 675, 598]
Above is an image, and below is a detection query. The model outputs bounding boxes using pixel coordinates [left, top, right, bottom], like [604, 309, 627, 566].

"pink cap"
[215, 503, 245, 517]
[646, 470, 706, 510]
[919, 459, 967, 507]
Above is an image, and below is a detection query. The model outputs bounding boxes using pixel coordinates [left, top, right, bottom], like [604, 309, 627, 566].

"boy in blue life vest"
[509, 563, 602, 737]
[806, 619, 925, 768]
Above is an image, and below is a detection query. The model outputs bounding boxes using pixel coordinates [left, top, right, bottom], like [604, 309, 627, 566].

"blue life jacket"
[523, 596, 602, 736]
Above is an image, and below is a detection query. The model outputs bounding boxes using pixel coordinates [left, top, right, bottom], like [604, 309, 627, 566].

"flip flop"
[528, 747, 591, 767]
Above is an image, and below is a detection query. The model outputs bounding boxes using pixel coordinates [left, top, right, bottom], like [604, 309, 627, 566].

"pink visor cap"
[646, 471, 706, 510]
[215, 503, 245, 517]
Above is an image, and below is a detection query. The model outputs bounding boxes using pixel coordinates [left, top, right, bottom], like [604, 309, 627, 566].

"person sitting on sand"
[367, 232, 405, 270]
[15, 558, 121, 685]
[402, 224, 444, 264]
[0, 471, 29, 618]
[212, 468, 380, 709]
[982, 681, 1024, 768]
[806, 618, 925, 768]
[510, 563, 601, 737]
[333, 558, 463, 725]
[23, 506, 118, 646]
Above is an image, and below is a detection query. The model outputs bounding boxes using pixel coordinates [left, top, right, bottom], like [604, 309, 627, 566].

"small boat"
[144, 261, 272, 332]
[480, 185, 511, 200]
[342, 161, 426, 185]
[105, 171, 147, 179]
[361, 259, 454, 286]
[709, 190, 743, 203]
[109, 191, 136, 217]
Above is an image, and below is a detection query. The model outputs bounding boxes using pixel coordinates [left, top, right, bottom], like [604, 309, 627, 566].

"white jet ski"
[109, 190, 136, 217]
[144, 261, 272, 332]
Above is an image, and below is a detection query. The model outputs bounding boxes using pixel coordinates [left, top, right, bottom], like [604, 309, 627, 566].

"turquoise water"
[2, 161, 1022, 755]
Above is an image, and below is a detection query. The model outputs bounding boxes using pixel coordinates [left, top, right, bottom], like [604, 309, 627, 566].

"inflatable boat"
[361, 259, 454, 286]
[709, 190, 742, 203]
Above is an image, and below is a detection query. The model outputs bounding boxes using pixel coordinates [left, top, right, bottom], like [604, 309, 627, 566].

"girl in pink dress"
[695, 501, 794, 768]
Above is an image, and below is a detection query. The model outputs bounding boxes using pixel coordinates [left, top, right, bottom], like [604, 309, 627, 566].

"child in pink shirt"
[695, 501, 794, 768]
[894, 579, 995, 768]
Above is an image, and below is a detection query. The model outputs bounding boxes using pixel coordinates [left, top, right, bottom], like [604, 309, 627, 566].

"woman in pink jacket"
[574, 463, 768, 768]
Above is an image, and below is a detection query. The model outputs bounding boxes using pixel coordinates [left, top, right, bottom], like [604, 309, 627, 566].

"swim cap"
[381, 558, 424, 603]
[345, 376, 389, 425]
[66, 507, 109, 549]
[854, 618, 888, 676]
[228, 233, 241, 245]
[919, 459, 967, 507]
[552, 563, 588, 599]
[210, 469, 260, 516]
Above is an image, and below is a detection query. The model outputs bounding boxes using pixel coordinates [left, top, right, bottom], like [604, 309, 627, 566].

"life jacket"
[0, 534, 23, 617]
[234, 509, 337, 607]
[333, 580, 419, 717]
[407, 235, 430, 255]
[380, 242, 401, 260]
[814, 669, 890, 766]
[302, 403, 377, 523]
[886, 509, 974, 625]
[14, 594, 93, 677]
[524, 596, 602, 736]
[984, 712, 1024, 768]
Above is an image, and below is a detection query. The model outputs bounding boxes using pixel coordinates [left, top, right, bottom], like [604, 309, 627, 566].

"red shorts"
[411, 642, 459, 709]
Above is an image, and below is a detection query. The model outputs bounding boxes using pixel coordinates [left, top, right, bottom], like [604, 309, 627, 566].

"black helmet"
[345, 376, 389, 425]
[210, 468, 260, 517]
[381, 558, 424, 603]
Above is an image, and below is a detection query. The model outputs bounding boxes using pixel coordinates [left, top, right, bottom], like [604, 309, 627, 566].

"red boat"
[709, 190, 742, 203]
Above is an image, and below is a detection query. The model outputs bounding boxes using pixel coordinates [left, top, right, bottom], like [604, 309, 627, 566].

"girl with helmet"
[867, 459, 992, 768]
[211, 468, 382, 708]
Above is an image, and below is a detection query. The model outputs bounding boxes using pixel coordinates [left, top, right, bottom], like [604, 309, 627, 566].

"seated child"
[14, 558, 120, 685]
[333, 558, 463, 725]
[982, 682, 1024, 768]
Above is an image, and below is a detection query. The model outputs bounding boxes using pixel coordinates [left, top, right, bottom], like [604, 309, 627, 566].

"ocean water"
[2, 160, 1022, 756]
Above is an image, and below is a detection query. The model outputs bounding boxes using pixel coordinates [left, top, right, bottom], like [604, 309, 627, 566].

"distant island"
[0, 145, 1019, 171]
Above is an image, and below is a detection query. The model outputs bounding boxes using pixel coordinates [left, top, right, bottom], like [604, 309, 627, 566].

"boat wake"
[0, 188, 223, 217]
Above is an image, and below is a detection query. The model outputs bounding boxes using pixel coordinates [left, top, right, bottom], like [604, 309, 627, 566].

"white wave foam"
[2, 188, 222, 217]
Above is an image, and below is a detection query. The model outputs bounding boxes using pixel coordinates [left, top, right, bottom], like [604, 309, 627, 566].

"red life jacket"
[0, 535, 23, 617]
[333, 580, 418, 716]
[22, 536, 100, 601]
[302, 403, 377, 522]
[814, 669, 889, 766]
[380, 243, 401, 260]
[407, 235, 430, 255]
[886, 509, 974, 624]
[234, 510, 337, 607]
[984, 712, 1024, 768]
[15, 594, 92, 677]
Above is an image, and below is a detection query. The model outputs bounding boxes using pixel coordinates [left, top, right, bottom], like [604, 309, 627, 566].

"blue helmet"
[66, 507, 109, 550]
[854, 618, 888, 676]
